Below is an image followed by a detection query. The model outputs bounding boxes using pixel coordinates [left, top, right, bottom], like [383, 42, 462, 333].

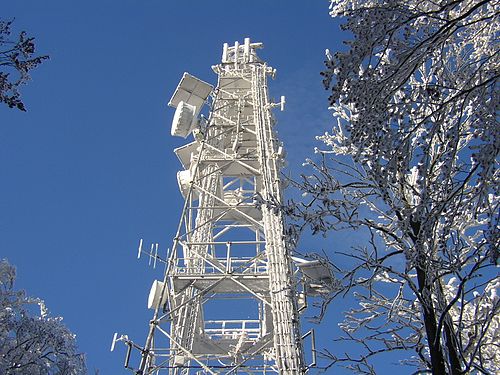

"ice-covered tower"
[113, 39, 326, 374]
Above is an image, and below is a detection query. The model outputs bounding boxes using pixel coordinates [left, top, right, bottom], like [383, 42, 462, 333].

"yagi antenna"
[136, 239, 166, 268]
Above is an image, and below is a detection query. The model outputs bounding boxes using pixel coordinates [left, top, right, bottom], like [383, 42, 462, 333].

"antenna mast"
[117, 38, 310, 374]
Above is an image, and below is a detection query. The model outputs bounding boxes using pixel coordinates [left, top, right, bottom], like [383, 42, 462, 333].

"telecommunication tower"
[113, 38, 332, 374]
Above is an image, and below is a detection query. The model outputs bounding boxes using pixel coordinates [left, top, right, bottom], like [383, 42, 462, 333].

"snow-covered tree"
[290, 0, 499, 373]
[0, 19, 48, 111]
[0, 260, 87, 375]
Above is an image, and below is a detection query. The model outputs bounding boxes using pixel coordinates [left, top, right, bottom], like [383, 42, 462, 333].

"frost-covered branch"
[0, 259, 87, 374]
[0, 19, 48, 111]
[290, 0, 499, 373]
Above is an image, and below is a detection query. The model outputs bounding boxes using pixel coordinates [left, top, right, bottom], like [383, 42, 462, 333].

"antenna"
[137, 238, 143, 259]
[110, 332, 118, 352]
[136, 239, 166, 267]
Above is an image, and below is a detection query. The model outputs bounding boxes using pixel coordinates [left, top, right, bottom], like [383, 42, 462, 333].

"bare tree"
[289, 0, 499, 374]
[0, 260, 87, 374]
[0, 19, 48, 111]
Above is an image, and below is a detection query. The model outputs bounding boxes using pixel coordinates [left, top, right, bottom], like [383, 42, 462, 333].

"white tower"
[113, 39, 327, 374]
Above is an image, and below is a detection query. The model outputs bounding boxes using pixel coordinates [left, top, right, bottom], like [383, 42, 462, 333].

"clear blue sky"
[0, 1, 384, 374]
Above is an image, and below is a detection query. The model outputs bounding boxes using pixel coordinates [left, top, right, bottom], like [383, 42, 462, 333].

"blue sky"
[0, 1, 377, 374]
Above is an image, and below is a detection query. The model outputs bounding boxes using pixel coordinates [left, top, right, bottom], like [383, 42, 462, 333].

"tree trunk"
[443, 319, 463, 375]
[438, 280, 463, 375]
[416, 267, 447, 375]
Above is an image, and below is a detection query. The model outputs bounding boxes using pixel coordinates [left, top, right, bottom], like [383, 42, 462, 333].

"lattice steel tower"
[113, 39, 329, 375]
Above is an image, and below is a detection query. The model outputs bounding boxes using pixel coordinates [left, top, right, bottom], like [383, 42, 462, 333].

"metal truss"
[116, 39, 308, 375]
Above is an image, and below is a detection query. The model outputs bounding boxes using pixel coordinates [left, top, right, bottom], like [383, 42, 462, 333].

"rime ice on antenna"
[116, 38, 323, 374]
